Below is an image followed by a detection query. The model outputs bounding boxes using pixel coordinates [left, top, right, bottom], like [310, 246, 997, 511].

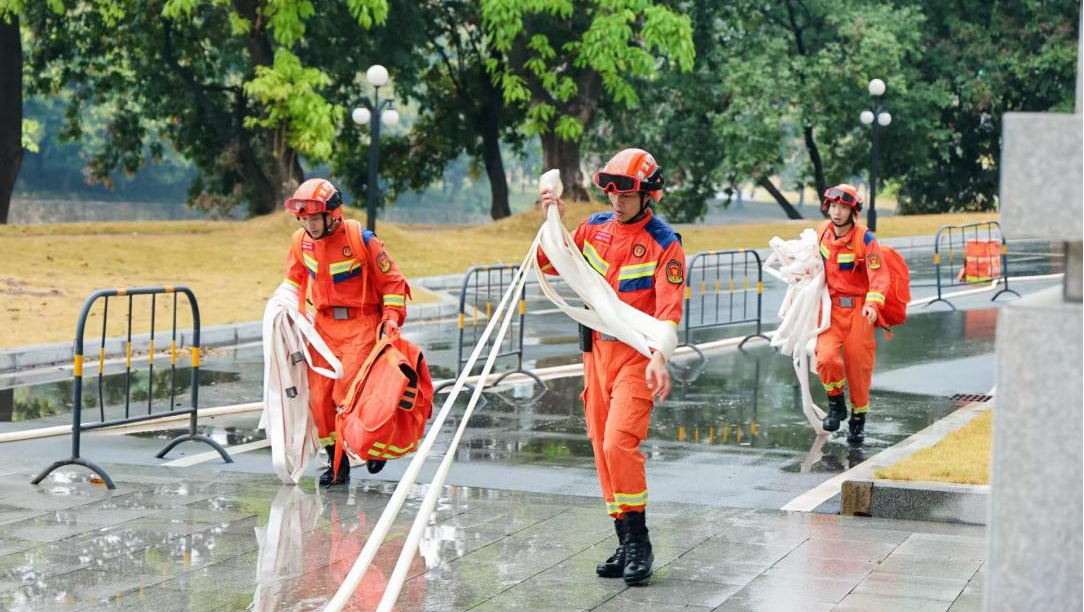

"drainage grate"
[950, 393, 993, 404]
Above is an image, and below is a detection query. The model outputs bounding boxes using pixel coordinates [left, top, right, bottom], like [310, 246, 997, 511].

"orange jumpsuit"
[284, 220, 409, 445]
[539, 210, 685, 518]
[815, 223, 889, 414]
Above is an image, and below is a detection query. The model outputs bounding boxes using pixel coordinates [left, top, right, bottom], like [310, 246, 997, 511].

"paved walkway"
[0, 465, 986, 612]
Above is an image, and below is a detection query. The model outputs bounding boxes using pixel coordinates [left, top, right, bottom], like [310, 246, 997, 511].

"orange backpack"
[819, 222, 911, 329]
[333, 329, 433, 473]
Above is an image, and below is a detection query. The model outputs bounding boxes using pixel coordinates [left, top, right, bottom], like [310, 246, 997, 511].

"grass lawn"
[875, 409, 993, 485]
[0, 203, 996, 349]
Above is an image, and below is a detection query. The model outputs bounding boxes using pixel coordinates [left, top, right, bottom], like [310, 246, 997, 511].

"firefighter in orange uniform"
[538, 148, 684, 585]
[815, 184, 890, 445]
[283, 178, 410, 486]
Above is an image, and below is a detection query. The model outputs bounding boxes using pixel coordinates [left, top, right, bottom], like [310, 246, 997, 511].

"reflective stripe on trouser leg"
[842, 307, 876, 412]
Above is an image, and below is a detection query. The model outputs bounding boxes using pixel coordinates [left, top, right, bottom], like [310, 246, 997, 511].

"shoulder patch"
[644, 216, 680, 248]
[587, 212, 614, 225]
[863, 230, 875, 246]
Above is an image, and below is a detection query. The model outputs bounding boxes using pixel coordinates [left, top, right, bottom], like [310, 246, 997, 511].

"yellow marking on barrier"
[1001, 244, 1007, 254]
[116, 288, 128, 296]
[684, 287, 692, 300]
[694, 427, 700, 444]
[148, 340, 154, 365]
[74, 355, 84, 377]
[708, 427, 715, 445]
[751, 419, 758, 436]
[757, 281, 763, 294]
[472, 307, 477, 326]
[743, 277, 750, 290]
[98, 348, 105, 372]
[519, 300, 526, 315]
[736, 427, 743, 444]
[126, 343, 132, 368]
[699, 280, 706, 296]
[458, 313, 465, 329]
[722, 426, 729, 443]
[191, 347, 200, 367]
[934, 253, 941, 265]
[486, 301, 492, 319]
[677, 426, 686, 442]
[728, 279, 735, 292]
[164, 285, 175, 293]
[171, 341, 177, 365]
[183, 548, 191, 567]
[715, 279, 721, 294]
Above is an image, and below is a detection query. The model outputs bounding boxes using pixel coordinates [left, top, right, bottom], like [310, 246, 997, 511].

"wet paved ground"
[0, 466, 987, 612]
[0, 239, 1059, 610]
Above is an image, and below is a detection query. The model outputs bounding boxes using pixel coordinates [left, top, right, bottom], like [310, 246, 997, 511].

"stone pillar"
[987, 21, 1084, 611]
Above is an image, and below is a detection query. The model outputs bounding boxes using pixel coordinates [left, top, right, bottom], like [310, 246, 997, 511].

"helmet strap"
[621, 192, 650, 225]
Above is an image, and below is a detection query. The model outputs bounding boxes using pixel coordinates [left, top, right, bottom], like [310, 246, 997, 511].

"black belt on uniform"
[833, 296, 864, 309]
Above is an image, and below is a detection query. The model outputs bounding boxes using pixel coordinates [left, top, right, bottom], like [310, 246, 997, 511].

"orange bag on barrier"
[334, 330, 433, 473]
[957, 240, 1002, 283]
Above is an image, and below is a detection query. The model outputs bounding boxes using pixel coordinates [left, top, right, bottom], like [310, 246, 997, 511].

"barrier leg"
[738, 333, 771, 351]
[672, 343, 708, 384]
[490, 369, 548, 402]
[31, 457, 116, 490]
[923, 297, 957, 311]
[434, 380, 487, 409]
[991, 287, 1021, 302]
[156, 433, 233, 462]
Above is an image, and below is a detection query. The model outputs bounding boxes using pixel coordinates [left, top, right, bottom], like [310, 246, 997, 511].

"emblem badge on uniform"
[376, 252, 392, 273]
[633, 244, 646, 258]
[867, 253, 881, 269]
[342, 246, 353, 258]
[666, 259, 684, 284]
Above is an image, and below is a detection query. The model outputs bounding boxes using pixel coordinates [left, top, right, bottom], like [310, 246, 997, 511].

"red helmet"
[284, 178, 344, 219]
[593, 148, 664, 203]
[821, 183, 863, 213]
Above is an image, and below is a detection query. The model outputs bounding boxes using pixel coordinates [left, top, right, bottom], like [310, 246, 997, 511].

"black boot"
[622, 511, 653, 585]
[318, 444, 350, 487]
[822, 394, 848, 432]
[596, 517, 626, 578]
[366, 459, 387, 474]
[847, 411, 866, 446]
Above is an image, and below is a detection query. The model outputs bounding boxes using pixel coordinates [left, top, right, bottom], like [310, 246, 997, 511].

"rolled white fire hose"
[261, 282, 343, 484]
[763, 229, 830, 435]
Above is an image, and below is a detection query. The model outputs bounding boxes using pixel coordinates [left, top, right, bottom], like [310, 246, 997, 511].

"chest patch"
[342, 245, 353, 258]
[594, 231, 613, 245]
[633, 243, 646, 258]
[301, 241, 314, 252]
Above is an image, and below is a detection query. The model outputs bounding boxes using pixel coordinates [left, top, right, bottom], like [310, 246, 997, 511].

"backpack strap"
[291, 228, 309, 313]
[342, 219, 372, 308]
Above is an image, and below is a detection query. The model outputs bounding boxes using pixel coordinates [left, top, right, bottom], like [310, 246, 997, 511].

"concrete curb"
[841, 478, 989, 525]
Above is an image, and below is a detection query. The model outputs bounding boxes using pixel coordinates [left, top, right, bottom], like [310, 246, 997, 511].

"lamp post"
[352, 64, 400, 233]
[859, 78, 891, 232]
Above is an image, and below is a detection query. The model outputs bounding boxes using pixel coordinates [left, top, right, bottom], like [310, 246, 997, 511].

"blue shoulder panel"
[644, 216, 681, 248]
[361, 228, 376, 247]
[863, 229, 875, 246]
[587, 212, 614, 225]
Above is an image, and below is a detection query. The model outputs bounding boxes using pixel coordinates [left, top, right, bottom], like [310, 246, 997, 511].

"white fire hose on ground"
[322, 170, 678, 611]
[261, 282, 344, 484]
[763, 228, 830, 436]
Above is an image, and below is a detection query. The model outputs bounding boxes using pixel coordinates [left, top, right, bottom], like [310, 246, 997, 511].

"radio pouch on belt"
[578, 324, 593, 353]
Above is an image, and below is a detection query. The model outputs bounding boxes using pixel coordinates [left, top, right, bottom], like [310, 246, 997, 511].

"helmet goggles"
[822, 187, 859, 208]
[284, 189, 343, 216]
[593, 171, 663, 195]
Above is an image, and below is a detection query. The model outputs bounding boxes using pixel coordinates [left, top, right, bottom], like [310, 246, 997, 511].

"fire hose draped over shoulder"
[763, 228, 831, 435]
[261, 282, 344, 484]
[534, 169, 678, 361]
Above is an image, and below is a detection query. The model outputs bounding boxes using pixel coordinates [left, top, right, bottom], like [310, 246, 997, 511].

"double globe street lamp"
[859, 78, 892, 232]
[352, 64, 400, 233]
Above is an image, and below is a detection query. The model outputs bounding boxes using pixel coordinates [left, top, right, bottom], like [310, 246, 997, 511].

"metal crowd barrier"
[31, 286, 232, 489]
[434, 265, 546, 400]
[677, 249, 770, 366]
[925, 220, 1020, 310]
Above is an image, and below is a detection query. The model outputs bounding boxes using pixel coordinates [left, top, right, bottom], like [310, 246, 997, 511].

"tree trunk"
[803, 125, 827, 202]
[757, 175, 803, 220]
[0, 16, 23, 224]
[480, 117, 510, 220]
[540, 132, 589, 202]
